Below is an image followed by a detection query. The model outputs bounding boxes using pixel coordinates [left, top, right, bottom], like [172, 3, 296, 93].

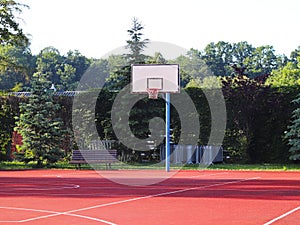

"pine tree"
[15, 72, 66, 166]
[126, 17, 149, 63]
[285, 94, 300, 160]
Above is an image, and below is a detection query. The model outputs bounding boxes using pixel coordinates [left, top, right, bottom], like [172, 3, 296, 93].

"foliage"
[146, 52, 167, 64]
[126, 17, 149, 64]
[171, 49, 213, 87]
[0, 46, 91, 92]
[186, 76, 222, 89]
[285, 94, 300, 160]
[201, 41, 233, 76]
[1, 85, 300, 164]
[14, 72, 67, 166]
[184, 87, 211, 145]
[0, 95, 15, 160]
[0, 44, 35, 89]
[95, 89, 116, 140]
[105, 64, 131, 91]
[34, 47, 91, 91]
[200, 41, 281, 78]
[266, 60, 300, 87]
[0, 0, 29, 46]
[245, 45, 279, 78]
[1, 8, 300, 165]
[221, 76, 298, 163]
[289, 46, 300, 64]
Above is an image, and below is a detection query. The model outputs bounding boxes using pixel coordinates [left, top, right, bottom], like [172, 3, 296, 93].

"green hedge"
[1, 85, 299, 163]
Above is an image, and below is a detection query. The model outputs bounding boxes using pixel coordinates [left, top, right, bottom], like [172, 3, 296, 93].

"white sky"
[19, 0, 300, 58]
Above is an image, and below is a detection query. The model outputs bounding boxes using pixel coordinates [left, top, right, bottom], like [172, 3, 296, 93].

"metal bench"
[70, 149, 118, 169]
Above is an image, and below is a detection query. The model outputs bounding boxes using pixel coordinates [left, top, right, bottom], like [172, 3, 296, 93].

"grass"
[206, 163, 300, 171]
[0, 161, 300, 171]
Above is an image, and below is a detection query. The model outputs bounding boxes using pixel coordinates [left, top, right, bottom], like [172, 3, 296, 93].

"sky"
[19, 0, 300, 59]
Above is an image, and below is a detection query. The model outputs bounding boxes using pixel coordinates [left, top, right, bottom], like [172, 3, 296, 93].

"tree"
[64, 50, 91, 85]
[0, 95, 14, 160]
[285, 94, 300, 160]
[0, 0, 29, 46]
[126, 17, 149, 63]
[0, 44, 34, 90]
[57, 63, 76, 90]
[171, 48, 213, 87]
[15, 72, 66, 166]
[105, 64, 131, 91]
[146, 52, 167, 64]
[290, 46, 300, 64]
[106, 17, 150, 90]
[201, 41, 233, 76]
[200, 41, 280, 79]
[265, 62, 300, 87]
[245, 45, 278, 78]
[186, 76, 221, 89]
[35, 47, 90, 91]
[221, 75, 266, 162]
[0, 1, 32, 90]
[35, 47, 62, 84]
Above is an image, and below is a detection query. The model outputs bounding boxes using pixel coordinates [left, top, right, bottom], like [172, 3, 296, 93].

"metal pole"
[165, 93, 171, 172]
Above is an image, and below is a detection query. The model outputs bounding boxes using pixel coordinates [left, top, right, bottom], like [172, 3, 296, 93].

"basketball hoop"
[147, 88, 159, 99]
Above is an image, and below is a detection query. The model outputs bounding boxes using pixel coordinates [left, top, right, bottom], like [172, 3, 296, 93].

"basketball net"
[147, 88, 159, 99]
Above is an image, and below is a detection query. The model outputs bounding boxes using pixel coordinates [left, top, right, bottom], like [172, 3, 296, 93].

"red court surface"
[0, 169, 299, 225]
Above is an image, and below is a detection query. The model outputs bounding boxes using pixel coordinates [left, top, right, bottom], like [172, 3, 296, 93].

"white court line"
[263, 206, 300, 225]
[0, 206, 116, 225]
[9, 176, 260, 223]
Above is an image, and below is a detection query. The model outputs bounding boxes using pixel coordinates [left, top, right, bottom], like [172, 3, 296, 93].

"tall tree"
[64, 50, 91, 84]
[0, 1, 31, 90]
[15, 72, 66, 166]
[171, 48, 214, 87]
[35, 47, 89, 91]
[245, 45, 278, 78]
[285, 94, 300, 160]
[36, 47, 62, 84]
[0, 44, 34, 90]
[0, 0, 29, 46]
[201, 41, 233, 76]
[126, 17, 149, 63]
[290, 46, 300, 64]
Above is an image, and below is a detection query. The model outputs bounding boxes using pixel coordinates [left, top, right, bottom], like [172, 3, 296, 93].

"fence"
[160, 145, 223, 165]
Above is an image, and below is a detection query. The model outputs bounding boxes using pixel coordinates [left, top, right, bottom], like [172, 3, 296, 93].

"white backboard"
[131, 64, 180, 93]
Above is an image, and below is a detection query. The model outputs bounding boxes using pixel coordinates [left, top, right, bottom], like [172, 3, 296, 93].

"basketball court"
[0, 169, 299, 224]
[2, 65, 298, 224]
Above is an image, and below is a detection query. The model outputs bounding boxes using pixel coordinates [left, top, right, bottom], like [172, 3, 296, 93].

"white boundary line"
[263, 206, 300, 225]
[0, 206, 116, 225]
[0, 176, 259, 223]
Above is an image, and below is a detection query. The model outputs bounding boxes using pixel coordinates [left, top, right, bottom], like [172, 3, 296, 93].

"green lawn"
[0, 161, 300, 171]
[206, 163, 300, 171]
